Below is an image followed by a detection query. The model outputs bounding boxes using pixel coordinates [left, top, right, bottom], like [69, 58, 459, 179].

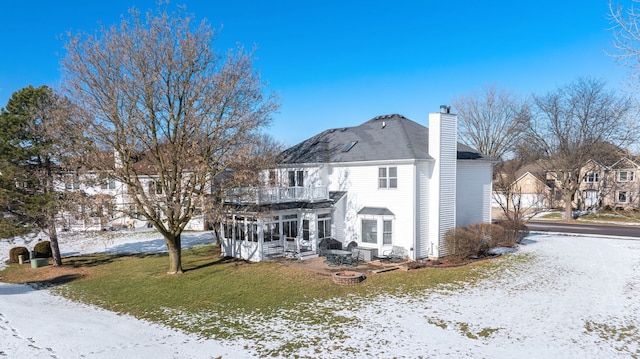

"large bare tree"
[527, 77, 637, 220]
[62, 5, 278, 274]
[451, 84, 532, 160]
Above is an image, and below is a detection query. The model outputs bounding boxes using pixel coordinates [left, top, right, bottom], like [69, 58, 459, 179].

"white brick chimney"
[428, 105, 457, 258]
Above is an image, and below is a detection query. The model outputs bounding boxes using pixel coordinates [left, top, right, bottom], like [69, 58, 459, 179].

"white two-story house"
[220, 107, 494, 262]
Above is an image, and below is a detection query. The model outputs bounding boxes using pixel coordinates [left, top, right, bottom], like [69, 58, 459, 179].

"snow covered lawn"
[1, 231, 639, 358]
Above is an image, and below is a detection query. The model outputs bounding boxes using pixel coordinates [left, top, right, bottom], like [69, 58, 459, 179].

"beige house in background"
[492, 162, 554, 213]
[494, 157, 640, 213]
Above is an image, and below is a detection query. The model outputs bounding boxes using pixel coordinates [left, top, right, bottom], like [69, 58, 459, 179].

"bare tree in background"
[527, 77, 637, 221]
[610, 1, 640, 85]
[206, 133, 284, 244]
[451, 84, 532, 160]
[62, 5, 279, 274]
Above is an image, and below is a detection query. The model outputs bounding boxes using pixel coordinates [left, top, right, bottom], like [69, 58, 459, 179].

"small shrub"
[495, 220, 529, 246]
[443, 227, 480, 261]
[444, 222, 516, 261]
[33, 241, 52, 258]
[8, 246, 30, 264]
[466, 223, 505, 254]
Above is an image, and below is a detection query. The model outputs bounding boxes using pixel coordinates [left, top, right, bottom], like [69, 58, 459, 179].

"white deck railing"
[225, 186, 329, 204]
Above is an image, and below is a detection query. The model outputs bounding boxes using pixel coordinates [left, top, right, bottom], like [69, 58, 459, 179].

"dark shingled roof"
[357, 207, 395, 216]
[281, 114, 491, 164]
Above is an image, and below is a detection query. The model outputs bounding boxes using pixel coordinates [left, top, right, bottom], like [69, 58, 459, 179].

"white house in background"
[220, 107, 495, 262]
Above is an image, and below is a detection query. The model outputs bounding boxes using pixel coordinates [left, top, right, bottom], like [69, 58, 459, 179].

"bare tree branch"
[61, 5, 279, 274]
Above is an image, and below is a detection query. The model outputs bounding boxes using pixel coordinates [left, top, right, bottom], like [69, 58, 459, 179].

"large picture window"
[378, 167, 397, 189]
[361, 219, 377, 243]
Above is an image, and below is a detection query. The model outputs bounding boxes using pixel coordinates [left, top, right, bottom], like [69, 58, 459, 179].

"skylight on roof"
[342, 141, 358, 152]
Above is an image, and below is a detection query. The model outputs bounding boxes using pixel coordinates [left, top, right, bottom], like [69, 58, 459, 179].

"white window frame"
[378, 167, 398, 189]
[584, 172, 599, 183]
[617, 191, 628, 203]
[317, 213, 331, 239]
[361, 219, 377, 244]
[359, 216, 394, 247]
[618, 170, 635, 182]
[288, 170, 305, 187]
[282, 214, 298, 239]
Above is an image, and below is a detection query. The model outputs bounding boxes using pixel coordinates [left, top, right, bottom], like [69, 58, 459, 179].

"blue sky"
[0, 1, 629, 146]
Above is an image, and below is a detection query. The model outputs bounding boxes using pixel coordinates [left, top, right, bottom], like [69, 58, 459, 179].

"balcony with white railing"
[225, 186, 329, 204]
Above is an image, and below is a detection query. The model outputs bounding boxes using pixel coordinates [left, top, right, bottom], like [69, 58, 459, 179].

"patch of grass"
[426, 317, 501, 340]
[0, 243, 521, 357]
[584, 319, 640, 358]
[579, 211, 640, 223]
[540, 212, 564, 219]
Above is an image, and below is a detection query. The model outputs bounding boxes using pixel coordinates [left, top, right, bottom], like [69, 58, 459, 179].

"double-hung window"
[378, 167, 397, 189]
[383, 220, 393, 245]
[317, 213, 331, 239]
[618, 170, 635, 182]
[618, 191, 628, 203]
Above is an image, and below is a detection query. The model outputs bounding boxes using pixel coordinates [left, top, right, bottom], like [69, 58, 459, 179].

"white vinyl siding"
[457, 162, 492, 227]
[328, 163, 415, 256]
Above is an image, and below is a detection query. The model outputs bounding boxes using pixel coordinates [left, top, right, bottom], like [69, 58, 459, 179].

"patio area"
[270, 254, 406, 276]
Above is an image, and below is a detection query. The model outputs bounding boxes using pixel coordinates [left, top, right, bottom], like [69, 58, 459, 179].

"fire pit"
[332, 270, 366, 285]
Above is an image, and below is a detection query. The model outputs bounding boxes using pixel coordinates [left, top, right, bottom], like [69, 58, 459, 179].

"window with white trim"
[618, 170, 635, 182]
[584, 172, 599, 183]
[361, 219, 377, 243]
[302, 219, 310, 241]
[317, 213, 331, 239]
[282, 214, 298, 239]
[383, 220, 392, 245]
[618, 191, 628, 203]
[378, 167, 397, 189]
[288, 170, 304, 187]
[263, 217, 279, 242]
[149, 180, 162, 194]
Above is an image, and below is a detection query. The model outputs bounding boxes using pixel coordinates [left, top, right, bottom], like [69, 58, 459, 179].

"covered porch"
[220, 207, 335, 262]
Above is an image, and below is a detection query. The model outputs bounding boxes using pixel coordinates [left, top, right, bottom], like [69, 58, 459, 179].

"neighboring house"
[493, 162, 552, 211]
[55, 155, 209, 232]
[535, 157, 640, 211]
[601, 157, 640, 209]
[577, 159, 610, 210]
[220, 107, 495, 262]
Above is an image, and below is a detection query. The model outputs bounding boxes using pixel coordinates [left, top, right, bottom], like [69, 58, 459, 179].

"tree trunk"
[166, 233, 183, 274]
[48, 215, 63, 266]
[564, 192, 574, 221]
